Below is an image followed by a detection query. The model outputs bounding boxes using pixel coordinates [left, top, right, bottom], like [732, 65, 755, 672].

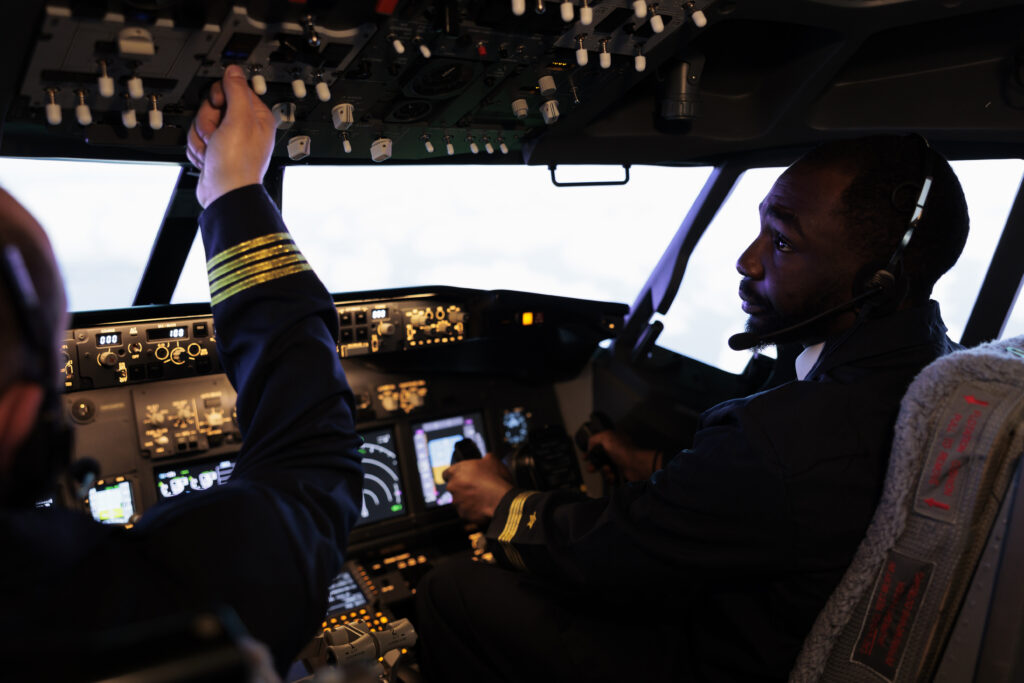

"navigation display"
[87, 480, 135, 525]
[412, 413, 487, 508]
[357, 427, 406, 526]
[154, 458, 235, 499]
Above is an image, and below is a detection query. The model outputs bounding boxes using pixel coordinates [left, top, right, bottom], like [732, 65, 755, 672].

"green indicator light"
[390, 504, 403, 512]
[181, 469, 189, 474]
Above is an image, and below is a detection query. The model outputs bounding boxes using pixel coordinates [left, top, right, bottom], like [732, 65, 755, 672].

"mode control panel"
[337, 300, 468, 358]
[68, 317, 219, 392]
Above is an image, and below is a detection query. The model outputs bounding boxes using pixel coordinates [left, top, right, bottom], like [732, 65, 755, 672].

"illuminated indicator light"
[116, 476, 124, 482]
[359, 608, 367, 615]
[522, 312, 534, 326]
[381, 616, 389, 624]
[331, 618, 337, 623]
[477, 43, 487, 57]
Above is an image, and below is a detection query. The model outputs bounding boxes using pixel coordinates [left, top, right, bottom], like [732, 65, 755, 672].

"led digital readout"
[371, 307, 388, 320]
[96, 332, 122, 346]
[147, 326, 187, 341]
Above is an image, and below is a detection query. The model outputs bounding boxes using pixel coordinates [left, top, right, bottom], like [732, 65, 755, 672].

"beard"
[740, 279, 849, 350]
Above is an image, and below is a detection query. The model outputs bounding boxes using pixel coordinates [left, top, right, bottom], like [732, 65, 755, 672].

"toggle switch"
[250, 67, 268, 95]
[291, 76, 307, 99]
[650, 11, 665, 33]
[97, 61, 115, 98]
[444, 135, 455, 155]
[44, 89, 61, 126]
[511, 98, 528, 119]
[127, 76, 144, 100]
[148, 94, 162, 130]
[272, 102, 296, 129]
[74, 90, 92, 126]
[575, 35, 588, 66]
[370, 137, 393, 162]
[287, 135, 311, 161]
[691, 9, 708, 28]
[599, 39, 611, 69]
[341, 132, 352, 154]
[314, 79, 331, 102]
[498, 136, 509, 154]
[421, 134, 434, 153]
[634, 46, 647, 73]
[511, 0, 526, 15]
[122, 99, 137, 129]
[331, 103, 354, 130]
[560, 1, 574, 22]
[467, 135, 479, 154]
[389, 34, 405, 55]
[415, 37, 432, 59]
[580, 0, 593, 25]
[483, 136, 495, 154]
[632, 1, 647, 19]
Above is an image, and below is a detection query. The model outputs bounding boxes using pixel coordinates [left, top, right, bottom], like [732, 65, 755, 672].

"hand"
[186, 64, 277, 208]
[442, 453, 515, 526]
[587, 430, 659, 483]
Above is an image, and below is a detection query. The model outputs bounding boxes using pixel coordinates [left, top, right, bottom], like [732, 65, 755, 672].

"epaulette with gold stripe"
[206, 232, 312, 306]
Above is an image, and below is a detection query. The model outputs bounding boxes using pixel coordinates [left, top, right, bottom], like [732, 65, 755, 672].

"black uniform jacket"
[0, 186, 364, 673]
[485, 302, 957, 681]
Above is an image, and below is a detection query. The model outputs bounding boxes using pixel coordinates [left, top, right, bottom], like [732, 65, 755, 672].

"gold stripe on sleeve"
[208, 242, 300, 282]
[209, 253, 308, 296]
[210, 262, 313, 306]
[206, 232, 292, 271]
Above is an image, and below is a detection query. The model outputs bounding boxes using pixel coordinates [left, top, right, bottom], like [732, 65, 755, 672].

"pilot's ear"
[0, 381, 44, 474]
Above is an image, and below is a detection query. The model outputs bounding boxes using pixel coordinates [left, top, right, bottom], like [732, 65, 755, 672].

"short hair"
[0, 189, 67, 394]
[797, 135, 970, 304]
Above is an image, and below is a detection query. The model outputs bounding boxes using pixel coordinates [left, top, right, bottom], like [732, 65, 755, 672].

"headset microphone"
[727, 278, 892, 351]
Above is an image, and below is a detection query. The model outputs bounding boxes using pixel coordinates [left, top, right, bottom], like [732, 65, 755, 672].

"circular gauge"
[357, 429, 405, 526]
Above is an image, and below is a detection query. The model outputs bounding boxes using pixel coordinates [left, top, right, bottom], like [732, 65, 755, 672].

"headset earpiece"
[866, 269, 896, 293]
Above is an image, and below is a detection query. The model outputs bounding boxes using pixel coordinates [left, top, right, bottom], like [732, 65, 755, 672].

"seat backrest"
[789, 335, 1024, 683]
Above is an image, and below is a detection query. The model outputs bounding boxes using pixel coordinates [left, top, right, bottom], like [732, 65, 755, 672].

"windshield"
[172, 164, 713, 307]
[0, 158, 181, 312]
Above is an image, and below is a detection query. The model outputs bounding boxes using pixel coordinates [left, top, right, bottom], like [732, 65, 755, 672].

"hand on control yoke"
[587, 430, 660, 483]
[442, 453, 514, 527]
[186, 64, 277, 208]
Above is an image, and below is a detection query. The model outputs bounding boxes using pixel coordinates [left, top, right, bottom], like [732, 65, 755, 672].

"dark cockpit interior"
[1, 1, 1023, 680]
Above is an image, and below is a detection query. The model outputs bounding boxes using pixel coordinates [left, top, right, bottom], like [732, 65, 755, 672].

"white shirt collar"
[795, 342, 825, 381]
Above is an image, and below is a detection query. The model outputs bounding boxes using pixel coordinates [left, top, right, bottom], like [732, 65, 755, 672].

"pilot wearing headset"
[0, 65, 363, 677]
[421, 136, 970, 682]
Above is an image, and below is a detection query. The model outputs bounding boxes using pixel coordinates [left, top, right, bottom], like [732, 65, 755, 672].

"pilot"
[0, 64, 363, 676]
[417, 135, 969, 682]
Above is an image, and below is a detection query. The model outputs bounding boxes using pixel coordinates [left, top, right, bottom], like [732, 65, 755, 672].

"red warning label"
[914, 390, 996, 522]
[852, 550, 934, 681]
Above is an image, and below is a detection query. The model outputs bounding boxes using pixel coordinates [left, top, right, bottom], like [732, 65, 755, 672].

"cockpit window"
[658, 160, 1024, 374]
[0, 158, 181, 312]
[173, 164, 712, 306]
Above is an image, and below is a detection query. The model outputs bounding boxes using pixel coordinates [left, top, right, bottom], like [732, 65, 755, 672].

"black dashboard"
[55, 285, 624, 660]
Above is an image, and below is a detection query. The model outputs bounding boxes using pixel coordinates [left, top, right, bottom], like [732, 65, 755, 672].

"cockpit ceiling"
[1, 0, 1023, 168]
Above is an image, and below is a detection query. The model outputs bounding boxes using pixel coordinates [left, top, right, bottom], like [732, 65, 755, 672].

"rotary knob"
[378, 322, 396, 336]
[170, 347, 186, 364]
[98, 351, 118, 368]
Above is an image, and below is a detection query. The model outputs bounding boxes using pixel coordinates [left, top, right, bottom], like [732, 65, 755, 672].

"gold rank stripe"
[208, 242, 300, 282]
[206, 232, 292, 272]
[210, 262, 312, 306]
[503, 544, 528, 572]
[209, 252, 308, 296]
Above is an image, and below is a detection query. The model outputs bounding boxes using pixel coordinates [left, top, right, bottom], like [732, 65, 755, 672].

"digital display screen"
[147, 326, 188, 341]
[96, 332, 122, 347]
[357, 427, 406, 526]
[371, 307, 388, 320]
[154, 458, 235, 499]
[503, 407, 530, 447]
[87, 480, 135, 525]
[325, 570, 367, 615]
[412, 413, 487, 508]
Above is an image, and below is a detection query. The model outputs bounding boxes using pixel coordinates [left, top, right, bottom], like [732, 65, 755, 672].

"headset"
[0, 243, 73, 508]
[728, 135, 935, 352]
